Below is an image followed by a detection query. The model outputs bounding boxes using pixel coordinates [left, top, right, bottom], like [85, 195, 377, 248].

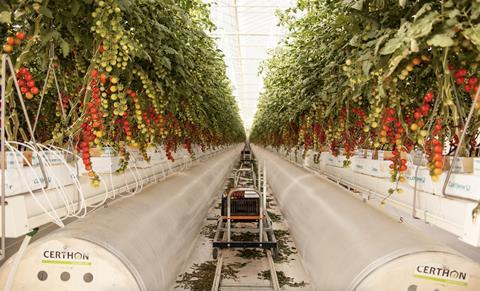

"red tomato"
[30, 87, 39, 95]
[15, 32, 26, 40]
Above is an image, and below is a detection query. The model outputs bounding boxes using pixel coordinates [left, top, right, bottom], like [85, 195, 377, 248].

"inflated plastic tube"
[253, 146, 480, 291]
[0, 145, 240, 291]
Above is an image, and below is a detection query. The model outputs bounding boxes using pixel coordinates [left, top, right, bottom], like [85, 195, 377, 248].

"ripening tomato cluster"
[426, 120, 444, 182]
[380, 108, 407, 181]
[149, 107, 166, 138]
[88, 69, 105, 143]
[388, 152, 408, 183]
[172, 114, 181, 137]
[452, 67, 479, 97]
[75, 70, 106, 185]
[379, 108, 402, 145]
[183, 137, 192, 155]
[79, 140, 92, 172]
[128, 90, 148, 137]
[120, 113, 132, 142]
[339, 110, 353, 156]
[56, 94, 70, 117]
[16, 67, 39, 100]
[408, 91, 434, 146]
[398, 55, 429, 80]
[344, 108, 367, 154]
[2, 32, 25, 54]
[165, 139, 175, 161]
[302, 125, 314, 152]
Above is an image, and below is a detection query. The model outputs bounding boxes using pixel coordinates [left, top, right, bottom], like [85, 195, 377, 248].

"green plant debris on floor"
[235, 249, 265, 260]
[200, 223, 217, 239]
[274, 229, 297, 263]
[176, 261, 247, 291]
[258, 270, 307, 288]
[267, 210, 282, 223]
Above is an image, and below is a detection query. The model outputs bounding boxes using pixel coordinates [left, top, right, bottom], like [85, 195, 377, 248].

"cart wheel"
[272, 247, 279, 260]
[212, 248, 218, 260]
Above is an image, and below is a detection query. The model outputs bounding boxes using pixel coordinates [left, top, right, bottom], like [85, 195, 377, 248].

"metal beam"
[214, 5, 289, 8]
[229, 57, 264, 60]
[212, 33, 284, 37]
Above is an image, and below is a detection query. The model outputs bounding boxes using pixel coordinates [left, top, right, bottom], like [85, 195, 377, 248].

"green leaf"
[413, 4, 432, 20]
[380, 37, 404, 55]
[374, 33, 391, 55]
[386, 48, 409, 76]
[444, 1, 454, 8]
[60, 39, 70, 57]
[161, 56, 171, 70]
[427, 34, 454, 47]
[472, 3, 480, 20]
[71, 0, 81, 16]
[362, 61, 372, 77]
[462, 25, 480, 51]
[408, 11, 440, 38]
[39, 6, 53, 18]
[0, 11, 11, 23]
[0, 3, 9, 11]
[447, 9, 460, 19]
[164, 46, 177, 55]
[40, 30, 61, 45]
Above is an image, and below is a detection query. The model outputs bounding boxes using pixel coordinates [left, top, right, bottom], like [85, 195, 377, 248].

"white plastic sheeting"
[253, 146, 480, 290]
[0, 145, 241, 290]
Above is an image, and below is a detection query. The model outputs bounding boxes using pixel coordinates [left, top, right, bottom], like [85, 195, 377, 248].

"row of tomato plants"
[1, 0, 245, 183]
[251, 0, 480, 188]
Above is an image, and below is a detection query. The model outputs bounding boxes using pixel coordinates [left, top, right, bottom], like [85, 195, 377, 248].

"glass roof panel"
[207, 0, 294, 128]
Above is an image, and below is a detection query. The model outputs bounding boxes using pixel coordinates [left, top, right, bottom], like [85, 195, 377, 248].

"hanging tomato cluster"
[2, 31, 25, 54]
[16, 67, 39, 100]
[251, 1, 480, 189]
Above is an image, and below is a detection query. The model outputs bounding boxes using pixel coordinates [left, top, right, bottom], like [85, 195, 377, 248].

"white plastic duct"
[0, 145, 241, 290]
[253, 146, 480, 291]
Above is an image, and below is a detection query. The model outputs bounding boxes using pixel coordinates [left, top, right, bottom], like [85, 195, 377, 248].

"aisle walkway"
[173, 175, 312, 290]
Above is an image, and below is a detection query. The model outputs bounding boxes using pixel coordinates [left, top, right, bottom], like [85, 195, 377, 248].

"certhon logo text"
[415, 265, 468, 286]
[42, 249, 91, 266]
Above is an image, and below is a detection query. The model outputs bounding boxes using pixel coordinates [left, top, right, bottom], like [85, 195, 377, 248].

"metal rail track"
[211, 248, 280, 291]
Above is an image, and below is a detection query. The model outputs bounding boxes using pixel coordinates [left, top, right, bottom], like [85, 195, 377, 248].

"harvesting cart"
[212, 148, 278, 259]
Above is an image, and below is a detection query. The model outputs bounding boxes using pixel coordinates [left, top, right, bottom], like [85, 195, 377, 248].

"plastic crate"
[221, 197, 259, 216]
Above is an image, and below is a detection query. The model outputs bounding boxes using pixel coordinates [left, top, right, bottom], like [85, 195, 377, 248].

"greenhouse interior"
[1, 0, 480, 290]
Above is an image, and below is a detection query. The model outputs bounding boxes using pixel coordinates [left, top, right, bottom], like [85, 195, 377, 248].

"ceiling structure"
[208, 0, 293, 128]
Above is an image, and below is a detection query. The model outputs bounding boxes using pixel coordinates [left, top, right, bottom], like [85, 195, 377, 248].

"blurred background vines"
[251, 0, 480, 186]
[1, 0, 245, 176]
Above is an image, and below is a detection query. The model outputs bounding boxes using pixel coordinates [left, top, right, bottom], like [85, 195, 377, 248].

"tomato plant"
[251, 0, 480, 187]
[1, 0, 245, 183]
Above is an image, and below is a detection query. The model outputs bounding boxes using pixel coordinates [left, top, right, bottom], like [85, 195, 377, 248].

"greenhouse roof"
[208, 0, 293, 128]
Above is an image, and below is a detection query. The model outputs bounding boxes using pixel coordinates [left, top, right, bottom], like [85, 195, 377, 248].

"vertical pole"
[258, 161, 261, 192]
[259, 168, 263, 243]
[263, 160, 267, 212]
[227, 192, 231, 242]
[1, 54, 6, 261]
